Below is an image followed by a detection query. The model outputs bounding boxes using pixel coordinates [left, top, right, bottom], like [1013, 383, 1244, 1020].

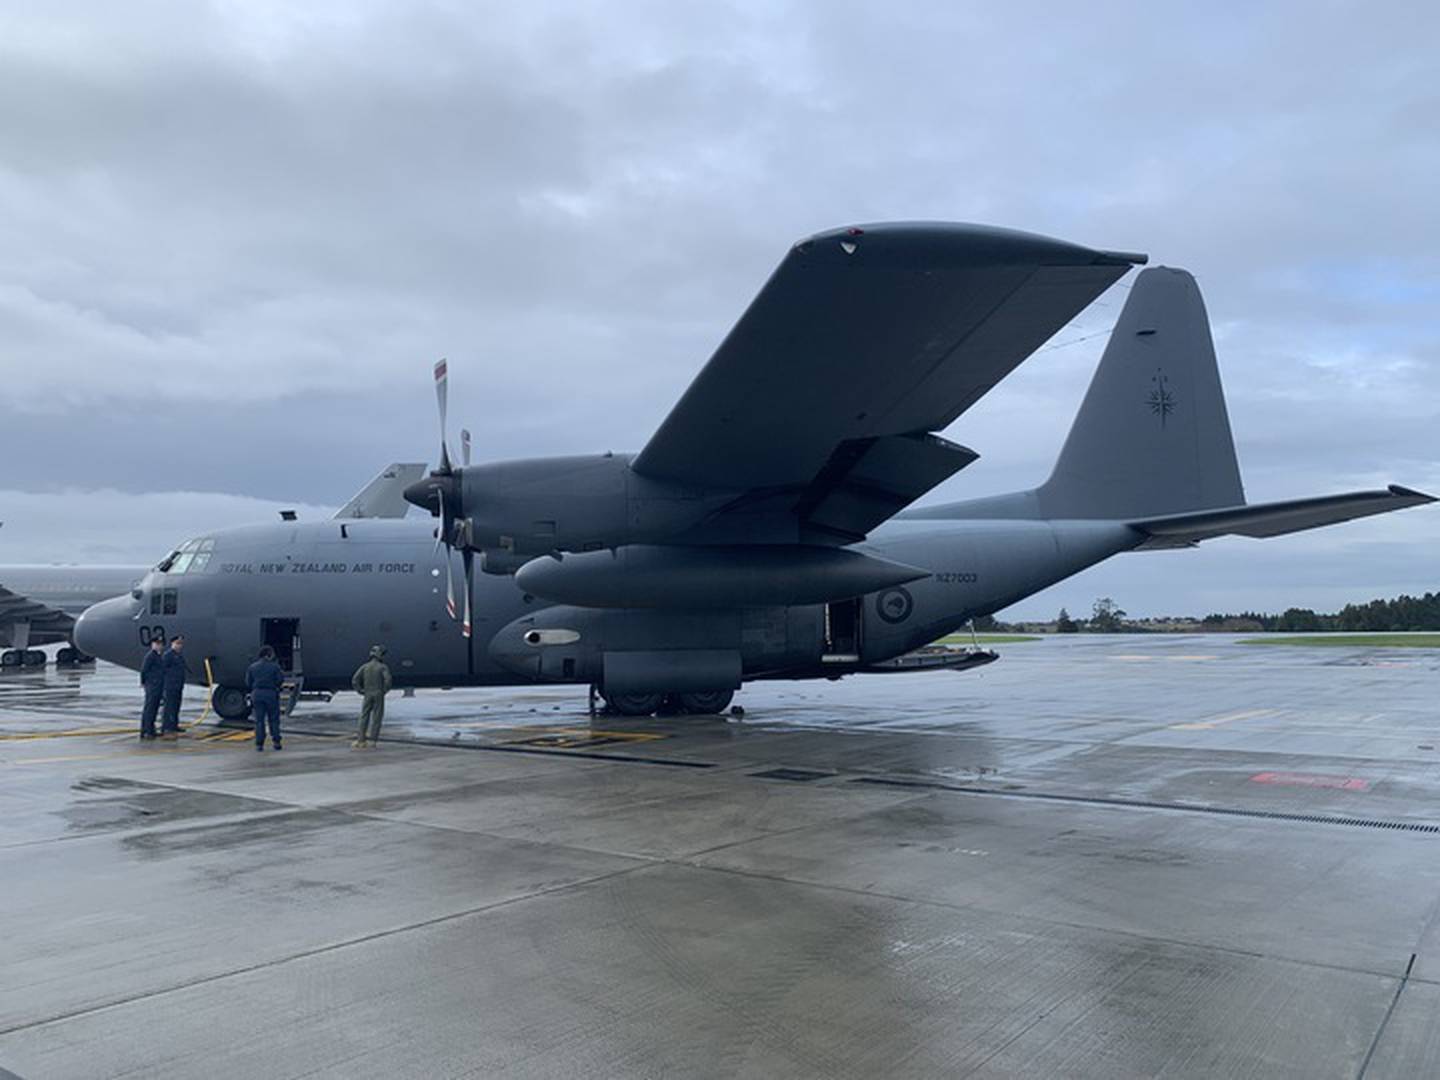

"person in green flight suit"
[351, 644, 393, 749]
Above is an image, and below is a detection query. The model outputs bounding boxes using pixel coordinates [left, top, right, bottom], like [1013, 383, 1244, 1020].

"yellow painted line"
[0, 727, 135, 741]
[7, 753, 133, 765]
[1171, 708, 1280, 731]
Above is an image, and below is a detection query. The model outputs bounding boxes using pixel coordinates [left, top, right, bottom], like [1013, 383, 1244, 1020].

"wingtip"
[1388, 484, 1438, 503]
[1097, 249, 1149, 266]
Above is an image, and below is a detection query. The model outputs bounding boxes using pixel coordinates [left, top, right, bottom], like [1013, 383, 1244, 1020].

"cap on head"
[369, 644, 386, 659]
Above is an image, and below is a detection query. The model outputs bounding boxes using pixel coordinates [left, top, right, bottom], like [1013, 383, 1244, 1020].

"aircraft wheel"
[55, 646, 76, 665]
[678, 690, 734, 715]
[211, 685, 250, 721]
[0, 649, 20, 667]
[75, 651, 96, 665]
[22, 649, 47, 667]
[603, 691, 663, 717]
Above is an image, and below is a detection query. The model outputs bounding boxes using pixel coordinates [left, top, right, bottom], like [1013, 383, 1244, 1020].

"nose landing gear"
[211, 685, 250, 722]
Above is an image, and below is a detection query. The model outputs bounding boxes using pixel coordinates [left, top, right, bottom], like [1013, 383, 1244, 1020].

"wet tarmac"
[2, 634, 1439, 1078]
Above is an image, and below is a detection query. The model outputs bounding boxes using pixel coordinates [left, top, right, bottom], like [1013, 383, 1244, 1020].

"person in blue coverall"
[138, 638, 164, 740]
[159, 636, 188, 739]
[246, 644, 287, 751]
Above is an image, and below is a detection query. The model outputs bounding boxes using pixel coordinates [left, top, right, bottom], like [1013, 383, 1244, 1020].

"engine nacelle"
[457, 453, 724, 557]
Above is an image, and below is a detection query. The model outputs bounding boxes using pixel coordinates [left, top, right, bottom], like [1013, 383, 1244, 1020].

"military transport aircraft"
[73, 223, 1433, 719]
[0, 464, 425, 668]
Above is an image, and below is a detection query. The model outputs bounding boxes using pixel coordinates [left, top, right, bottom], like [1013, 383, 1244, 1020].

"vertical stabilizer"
[1036, 266, 1244, 519]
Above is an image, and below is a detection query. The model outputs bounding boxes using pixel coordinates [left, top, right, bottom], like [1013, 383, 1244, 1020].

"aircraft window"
[198, 539, 214, 552]
[190, 552, 211, 572]
[156, 551, 179, 572]
[171, 552, 195, 574]
[162, 588, 178, 616]
[150, 591, 162, 615]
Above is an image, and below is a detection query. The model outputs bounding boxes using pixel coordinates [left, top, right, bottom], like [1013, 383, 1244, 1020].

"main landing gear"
[597, 688, 735, 717]
[54, 647, 95, 666]
[0, 649, 47, 668]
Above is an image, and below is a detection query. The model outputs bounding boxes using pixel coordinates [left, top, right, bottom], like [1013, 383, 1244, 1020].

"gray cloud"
[1, 0, 1435, 616]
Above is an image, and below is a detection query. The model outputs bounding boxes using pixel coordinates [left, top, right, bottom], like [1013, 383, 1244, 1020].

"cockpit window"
[156, 538, 215, 574]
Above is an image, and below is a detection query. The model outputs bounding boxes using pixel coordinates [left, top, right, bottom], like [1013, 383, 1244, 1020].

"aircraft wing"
[632, 222, 1144, 538]
[0, 583, 76, 648]
[333, 463, 428, 520]
[1131, 485, 1436, 549]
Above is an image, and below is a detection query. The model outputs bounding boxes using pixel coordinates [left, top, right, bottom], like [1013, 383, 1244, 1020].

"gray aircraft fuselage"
[74, 512, 1132, 693]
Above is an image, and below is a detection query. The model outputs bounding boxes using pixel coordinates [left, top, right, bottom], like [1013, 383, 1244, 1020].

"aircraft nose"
[74, 595, 134, 664]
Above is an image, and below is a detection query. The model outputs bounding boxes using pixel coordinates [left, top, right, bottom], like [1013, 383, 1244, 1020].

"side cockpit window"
[149, 587, 178, 615]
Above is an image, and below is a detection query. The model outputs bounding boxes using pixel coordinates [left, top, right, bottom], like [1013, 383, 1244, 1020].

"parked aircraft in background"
[1, 566, 147, 666]
[0, 464, 424, 667]
[73, 223, 1433, 718]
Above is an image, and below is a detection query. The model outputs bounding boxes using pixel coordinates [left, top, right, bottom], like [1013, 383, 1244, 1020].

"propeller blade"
[460, 428, 471, 468]
[434, 358, 452, 473]
[461, 549, 474, 639]
[445, 548, 458, 621]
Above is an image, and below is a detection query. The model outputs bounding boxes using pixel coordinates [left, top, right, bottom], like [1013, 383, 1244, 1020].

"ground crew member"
[351, 645, 392, 748]
[159, 635, 187, 740]
[247, 645, 286, 752]
[139, 639, 164, 740]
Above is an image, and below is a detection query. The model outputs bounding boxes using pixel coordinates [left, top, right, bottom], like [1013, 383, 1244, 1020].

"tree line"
[1200, 591, 1440, 632]
[983, 591, 1440, 633]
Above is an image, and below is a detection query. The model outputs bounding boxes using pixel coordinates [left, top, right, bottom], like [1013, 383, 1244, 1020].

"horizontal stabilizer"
[1131, 485, 1435, 549]
[333, 463, 428, 520]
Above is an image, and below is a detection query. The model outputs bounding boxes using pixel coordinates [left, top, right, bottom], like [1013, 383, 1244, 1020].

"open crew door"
[823, 598, 861, 663]
[261, 618, 302, 676]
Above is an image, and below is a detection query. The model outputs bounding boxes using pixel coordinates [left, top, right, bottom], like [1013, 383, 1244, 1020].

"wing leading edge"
[632, 223, 1145, 508]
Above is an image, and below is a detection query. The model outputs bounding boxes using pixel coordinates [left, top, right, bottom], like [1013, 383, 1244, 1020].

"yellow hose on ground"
[190, 656, 216, 729]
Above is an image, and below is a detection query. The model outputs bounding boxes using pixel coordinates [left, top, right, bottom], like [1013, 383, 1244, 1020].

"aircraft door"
[261, 617, 302, 674]
[823, 598, 861, 662]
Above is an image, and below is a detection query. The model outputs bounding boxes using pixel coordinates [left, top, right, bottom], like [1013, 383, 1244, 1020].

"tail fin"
[1036, 267, 1245, 519]
[332, 463, 429, 520]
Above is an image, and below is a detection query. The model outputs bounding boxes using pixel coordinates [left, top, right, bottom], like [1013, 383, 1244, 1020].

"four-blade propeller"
[413, 359, 475, 639]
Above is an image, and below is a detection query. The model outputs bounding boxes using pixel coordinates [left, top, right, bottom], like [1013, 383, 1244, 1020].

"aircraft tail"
[1035, 266, 1245, 520]
[899, 264, 1435, 536]
[332, 463, 428, 520]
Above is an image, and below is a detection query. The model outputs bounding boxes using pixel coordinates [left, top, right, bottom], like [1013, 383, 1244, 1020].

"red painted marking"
[1250, 771, 1370, 791]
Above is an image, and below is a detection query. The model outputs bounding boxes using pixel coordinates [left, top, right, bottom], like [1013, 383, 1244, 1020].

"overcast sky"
[1, 1, 1436, 618]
